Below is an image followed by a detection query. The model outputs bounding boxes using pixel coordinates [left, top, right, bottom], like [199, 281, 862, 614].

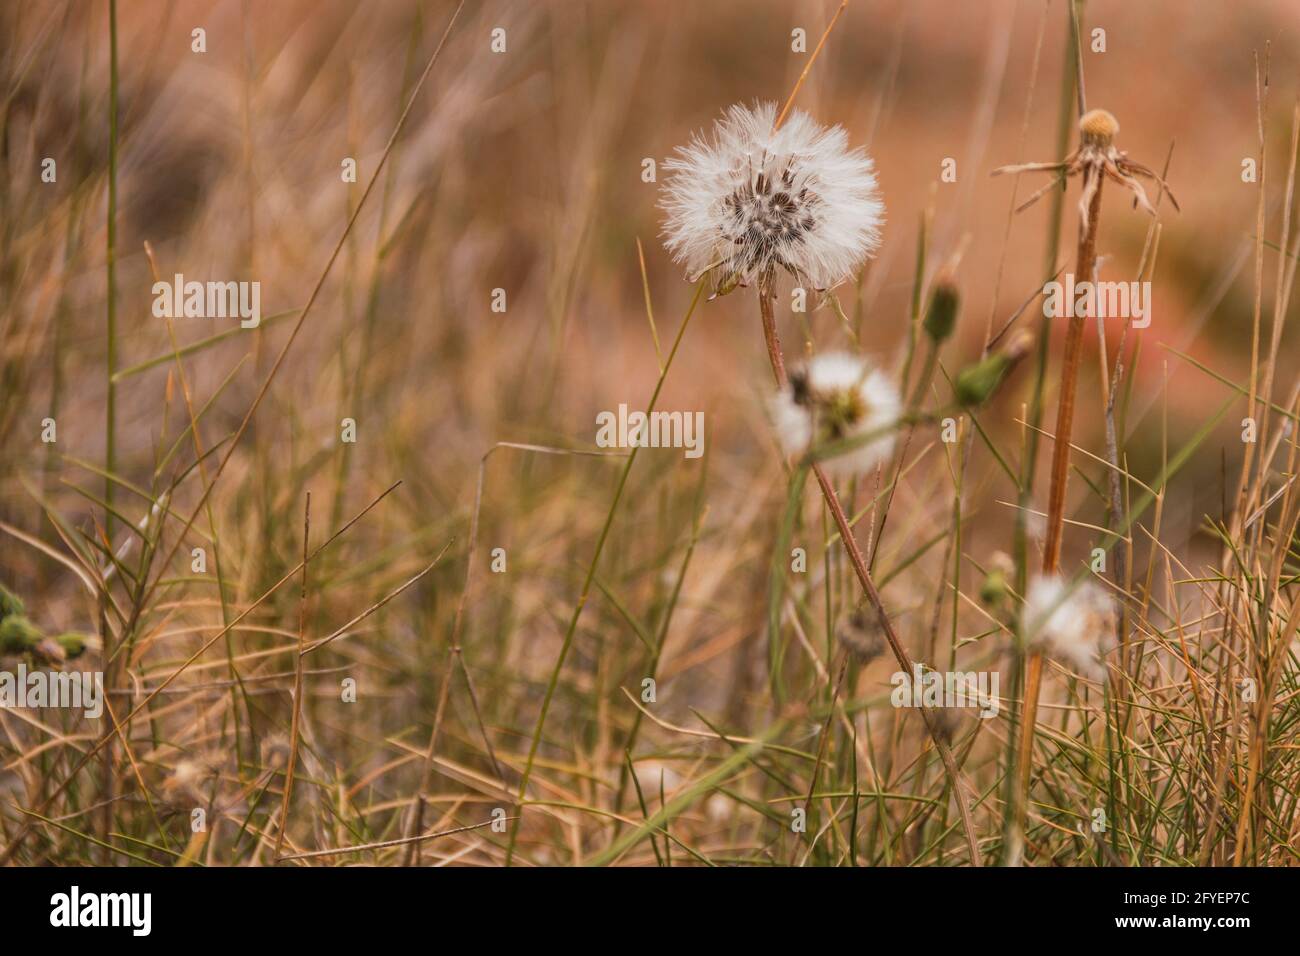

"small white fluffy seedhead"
[1023, 574, 1117, 681]
[772, 351, 900, 478]
[660, 102, 884, 294]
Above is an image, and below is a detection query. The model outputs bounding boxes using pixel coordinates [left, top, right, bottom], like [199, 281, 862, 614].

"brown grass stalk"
[274, 492, 310, 863]
[1013, 171, 1104, 856]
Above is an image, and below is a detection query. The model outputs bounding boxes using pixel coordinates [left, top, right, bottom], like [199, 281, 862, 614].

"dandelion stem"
[758, 273, 787, 386]
[759, 287, 982, 866]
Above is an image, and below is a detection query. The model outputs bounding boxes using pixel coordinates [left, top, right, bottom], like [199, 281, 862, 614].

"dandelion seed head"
[772, 351, 899, 478]
[660, 102, 884, 294]
[1023, 573, 1117, 681]
[705, 793, 733, 823]
[168, 760, 204, 793]
[163, 752, 222, 804]
[632, 760, 682, 795]
[1024, 507, 1047, 543]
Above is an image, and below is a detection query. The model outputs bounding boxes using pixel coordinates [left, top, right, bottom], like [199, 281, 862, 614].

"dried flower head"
[992, 108, 1178, 236]
[660, 102, 884, 297]
[1022, 573, 1117, 681]
[772, 351, 900, 477]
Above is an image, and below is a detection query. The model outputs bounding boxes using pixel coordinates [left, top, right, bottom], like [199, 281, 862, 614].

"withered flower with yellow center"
[992, 109, 1178, 236]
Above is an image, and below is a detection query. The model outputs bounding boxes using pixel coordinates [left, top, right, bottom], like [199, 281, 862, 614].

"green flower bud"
[55, 632, 88, 659]
[955, 353, 1012, 407]
[923, 281, 960, 343]
[955, 329, 1033, 407]
[980, 568, 1008, 606]
[0, 615, 43, 655]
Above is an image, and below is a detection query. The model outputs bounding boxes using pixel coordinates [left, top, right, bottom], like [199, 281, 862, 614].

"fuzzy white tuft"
[660, 102, 884, 294]
[1023, 574, 1117, 681]
[772, 351, 900, 478]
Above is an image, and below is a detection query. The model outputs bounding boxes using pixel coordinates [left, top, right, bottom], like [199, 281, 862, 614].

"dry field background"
[3, 0, 1300, 866]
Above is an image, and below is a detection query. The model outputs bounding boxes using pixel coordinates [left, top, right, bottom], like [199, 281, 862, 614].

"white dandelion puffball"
[1023, 574, 1117, 681]
[772, 351, 900, 478]
[660, 102, 884, 293]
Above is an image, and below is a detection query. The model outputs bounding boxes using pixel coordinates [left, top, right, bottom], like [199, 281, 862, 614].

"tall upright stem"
[1013, 176, 1104, 857]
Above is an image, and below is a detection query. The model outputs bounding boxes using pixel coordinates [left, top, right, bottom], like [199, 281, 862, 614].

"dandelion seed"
[1022, 573, 1117, 681]
[772, 351, 900, 478]
[660, 102, 884, 296]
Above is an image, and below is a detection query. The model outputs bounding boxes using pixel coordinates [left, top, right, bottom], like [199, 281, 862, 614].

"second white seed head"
[1022, 574, 1117, 681]
[772, 351, 900, 478]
